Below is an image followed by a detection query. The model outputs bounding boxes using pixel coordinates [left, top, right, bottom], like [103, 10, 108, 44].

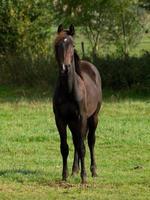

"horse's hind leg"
[88, 113, 98, 177]
[55, 117, 69, 181]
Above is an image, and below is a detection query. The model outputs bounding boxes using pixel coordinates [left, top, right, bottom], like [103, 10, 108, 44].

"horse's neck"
[70, 59, 82, 101]
[58, 60, 80, 99]
[74, 51, 82, 78]
[58, 61, 76, 95]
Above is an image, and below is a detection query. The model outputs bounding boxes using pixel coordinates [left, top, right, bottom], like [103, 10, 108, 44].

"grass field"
[0, 86, 150, 200]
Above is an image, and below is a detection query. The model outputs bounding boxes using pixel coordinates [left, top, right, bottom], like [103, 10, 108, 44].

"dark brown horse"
[53, 24, 102, 184]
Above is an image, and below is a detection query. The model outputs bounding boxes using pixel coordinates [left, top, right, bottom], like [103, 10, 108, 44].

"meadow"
[0, 86, 149, 200]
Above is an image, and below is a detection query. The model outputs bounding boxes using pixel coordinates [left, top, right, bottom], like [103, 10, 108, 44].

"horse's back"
[80, 60, 101, 86]
[80, 60, 102, 116]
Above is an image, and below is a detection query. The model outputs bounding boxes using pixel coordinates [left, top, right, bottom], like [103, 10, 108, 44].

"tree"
[0, 0, 52, 57]
[52, 0, 148, 56]
[52, 0, 113, 55]
[139, 0, 150, 11]
[0, 0, 19, 54]
[108, 0, 149, 57]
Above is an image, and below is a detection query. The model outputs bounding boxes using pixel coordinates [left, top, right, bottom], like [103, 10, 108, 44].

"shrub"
[0, 53, 57, 87]
[93, 52, 150, 90]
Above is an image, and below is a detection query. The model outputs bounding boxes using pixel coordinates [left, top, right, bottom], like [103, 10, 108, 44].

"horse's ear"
[69, 24, 75, 36]
[57, 24, 63, 34]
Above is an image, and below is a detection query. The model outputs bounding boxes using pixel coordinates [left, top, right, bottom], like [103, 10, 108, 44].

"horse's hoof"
[71, 172, 77, 177]
[62, 172, 69, 181]
[71, 169, 80, 176]
[81, 179, 87, 184]
[62, 177, 67, 182]
[92, 172, 98, 177]
[81, 176, 87, 184]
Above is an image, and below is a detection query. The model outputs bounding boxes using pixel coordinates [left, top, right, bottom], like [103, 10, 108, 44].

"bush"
[0, 51, 149, 92]
[93, 52, 150, 90]
[0, 53, 57, 87]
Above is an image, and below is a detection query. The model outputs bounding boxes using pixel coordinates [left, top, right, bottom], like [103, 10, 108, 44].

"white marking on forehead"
[64, 38, 67, 42]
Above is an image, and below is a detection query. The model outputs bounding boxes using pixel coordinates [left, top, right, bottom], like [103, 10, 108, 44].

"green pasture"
[0, 86, 149, 200]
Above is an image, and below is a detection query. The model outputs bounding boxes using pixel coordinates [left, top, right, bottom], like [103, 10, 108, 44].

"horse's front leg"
[77, 116, 87, 184]
[69, 117, 87, 184]
[55, 117, 69, 181]
[79, 135, 87, 184]
[72, 143, 80, 176]
[88, 114, 98, 177]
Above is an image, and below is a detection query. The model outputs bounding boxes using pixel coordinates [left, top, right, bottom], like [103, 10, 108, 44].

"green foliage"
[0, 0, 52, 56]
[0, 0, 55, 86]
[0, 53, 57, 86]
[139, 0, 150, 10]
[0, 50, 149, 90]
[109, 0, 149, 57]
[93, 52, 150, 90]
[52, 0, 114, 53]
[0, 0, 19, 53]
[52, 0, 148, 56]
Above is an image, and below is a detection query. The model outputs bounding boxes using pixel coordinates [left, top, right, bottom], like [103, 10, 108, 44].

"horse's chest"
[58, 102, 79, 119]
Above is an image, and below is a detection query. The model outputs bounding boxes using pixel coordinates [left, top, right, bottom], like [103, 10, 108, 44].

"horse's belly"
[86, 99, 99, 117]
[59, 103, 79, 120]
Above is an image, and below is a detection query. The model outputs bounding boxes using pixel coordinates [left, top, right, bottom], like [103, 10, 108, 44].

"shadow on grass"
[0, 85, 149, 103]
[102, 88, 150, 102]
[0, 169, 53, 184]
[0, 169, 81, 187]
[0, 85, 53, 103]
[0, 169, 40, 176]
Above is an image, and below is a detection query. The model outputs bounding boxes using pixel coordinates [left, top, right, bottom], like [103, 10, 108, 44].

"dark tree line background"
[0, 0, 149, 90]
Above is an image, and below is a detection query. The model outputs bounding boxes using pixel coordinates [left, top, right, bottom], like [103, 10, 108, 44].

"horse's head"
[54, 24, 75, 76]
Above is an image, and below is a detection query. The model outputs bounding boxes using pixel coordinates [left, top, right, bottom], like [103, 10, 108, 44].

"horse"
[53, 24, 102, 184]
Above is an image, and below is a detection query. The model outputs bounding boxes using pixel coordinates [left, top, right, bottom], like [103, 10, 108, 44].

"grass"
[0, 86, 150, 200]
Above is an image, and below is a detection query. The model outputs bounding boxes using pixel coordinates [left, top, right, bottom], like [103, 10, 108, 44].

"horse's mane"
[74, 49, 83, 79]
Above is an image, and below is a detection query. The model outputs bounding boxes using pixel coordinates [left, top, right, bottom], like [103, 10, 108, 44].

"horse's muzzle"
[60, 64, 69, 75]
